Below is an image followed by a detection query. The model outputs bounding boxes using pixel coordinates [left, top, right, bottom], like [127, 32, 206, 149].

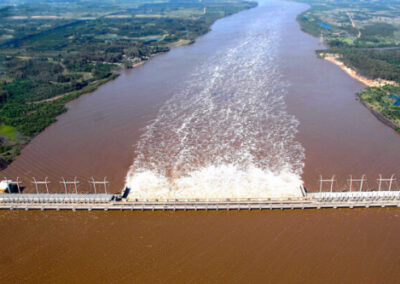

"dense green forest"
[297, 0, 400, 132]
[0, 0, 256, 167]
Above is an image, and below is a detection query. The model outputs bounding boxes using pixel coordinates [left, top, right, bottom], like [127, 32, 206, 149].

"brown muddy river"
[1, 209, 400, 283]
[1, 0, 399, 193]
[1, 0, 400, 282]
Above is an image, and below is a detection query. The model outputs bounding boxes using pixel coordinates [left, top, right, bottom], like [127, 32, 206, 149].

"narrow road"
[347, 12, 361, 39]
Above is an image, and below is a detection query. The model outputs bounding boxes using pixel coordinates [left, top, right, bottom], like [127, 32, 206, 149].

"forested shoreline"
[0, 0, 256, 167]
[296, 0, 400, 133]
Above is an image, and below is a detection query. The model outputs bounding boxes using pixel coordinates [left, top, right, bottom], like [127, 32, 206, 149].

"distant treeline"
[0, 0, 256, 165]
[338, 49, 400, 82]
[297, 0, 400, 130]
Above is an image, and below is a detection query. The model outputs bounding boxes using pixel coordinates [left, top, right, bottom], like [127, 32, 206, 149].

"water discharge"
[125, 9, 305, 199]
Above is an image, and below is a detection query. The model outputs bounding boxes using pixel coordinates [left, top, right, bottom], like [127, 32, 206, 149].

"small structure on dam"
[0, 174, 400, 211]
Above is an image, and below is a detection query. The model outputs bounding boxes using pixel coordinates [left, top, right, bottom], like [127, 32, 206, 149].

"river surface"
[2, 0, 400, 193]
[1, 0, 400, 282]
[1, 209, 400, 283]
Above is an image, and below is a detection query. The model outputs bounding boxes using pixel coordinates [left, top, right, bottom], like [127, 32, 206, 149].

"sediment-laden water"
[125, 9, 304, 198]
[1, 0, 399, 193]
[1, 1, 400, 282]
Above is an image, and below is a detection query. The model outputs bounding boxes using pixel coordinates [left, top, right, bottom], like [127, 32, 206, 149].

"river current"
[125, 5, 304, 198]
[1, 1, 400, 282]
[2, 0, 399, 193]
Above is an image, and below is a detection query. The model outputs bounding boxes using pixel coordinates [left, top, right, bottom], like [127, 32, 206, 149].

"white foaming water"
[125, 7, 305, 199]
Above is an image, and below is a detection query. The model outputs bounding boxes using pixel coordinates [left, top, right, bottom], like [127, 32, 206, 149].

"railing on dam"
[0, 194, 114, 203]
[311, 191, 400, 200]
[1, 198, 400, 211]
[1, 174, 400, 211]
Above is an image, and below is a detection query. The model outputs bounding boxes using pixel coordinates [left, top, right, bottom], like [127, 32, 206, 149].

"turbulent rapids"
[125, 8, 305, 199]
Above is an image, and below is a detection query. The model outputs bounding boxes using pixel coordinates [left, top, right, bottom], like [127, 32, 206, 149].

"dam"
[1, 175, 400, 211]
[2, 191, 400, 211]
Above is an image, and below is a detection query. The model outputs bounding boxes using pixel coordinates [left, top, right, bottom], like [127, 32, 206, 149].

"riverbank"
[2, 0, 400, 193]
[32, 73, 120, 104]
[0, 1, 257, 169]
[295, 0, 400, 134]
[2, 2, 400, 282]
[319, 53, 400, 132]
[358, 96, 400, 132]
[322, 54, 397, 87]
[0, 73, 119, 169]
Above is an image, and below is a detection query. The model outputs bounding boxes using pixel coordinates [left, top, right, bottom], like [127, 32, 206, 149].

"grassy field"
[0, 123, 17, 139]
[297, 0, 400, 131]
[0, 0, 257, 168]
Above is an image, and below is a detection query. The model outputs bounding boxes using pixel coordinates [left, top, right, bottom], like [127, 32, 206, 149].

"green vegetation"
[0, 122, 23, 164]
[359, 85, 400, 125]
[0, 123, 17, 139]
[0, 0, 256, 168]
[321, 48, 400, 82]
[297, 0, 400, 131]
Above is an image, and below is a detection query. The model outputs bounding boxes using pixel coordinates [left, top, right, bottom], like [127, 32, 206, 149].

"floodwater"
[1, 0, 400, 282]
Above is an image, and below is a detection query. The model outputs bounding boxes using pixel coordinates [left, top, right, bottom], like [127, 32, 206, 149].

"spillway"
[125, 6, 305, 199]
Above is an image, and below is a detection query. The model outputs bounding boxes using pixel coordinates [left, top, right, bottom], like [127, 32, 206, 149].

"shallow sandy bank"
[323, 54, 397, 87]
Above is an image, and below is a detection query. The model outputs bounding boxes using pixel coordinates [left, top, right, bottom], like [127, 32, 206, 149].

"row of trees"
[338, 49, 400, 82]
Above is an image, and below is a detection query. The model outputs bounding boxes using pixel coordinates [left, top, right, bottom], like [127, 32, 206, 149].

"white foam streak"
[128, 165, 303, 199]
[125, 8, 305, 199]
